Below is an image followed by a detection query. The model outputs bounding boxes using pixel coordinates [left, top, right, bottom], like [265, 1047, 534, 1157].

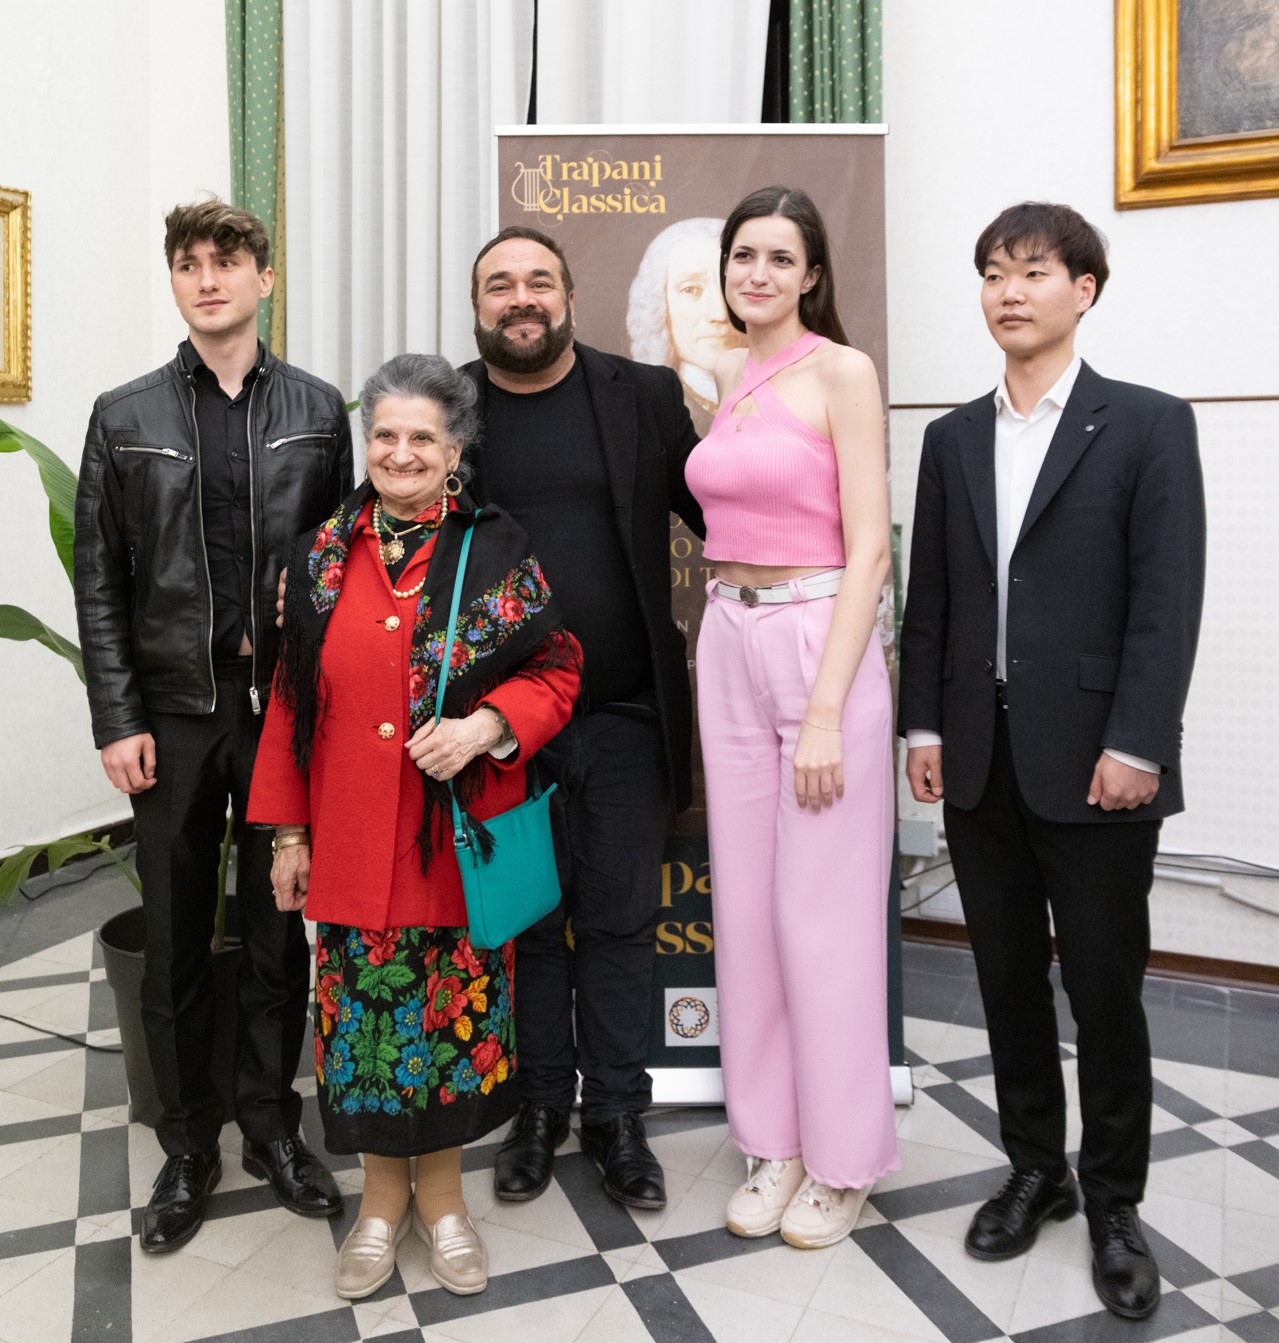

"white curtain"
[535, 0, 771, 123]
[283, 0, 535, 403]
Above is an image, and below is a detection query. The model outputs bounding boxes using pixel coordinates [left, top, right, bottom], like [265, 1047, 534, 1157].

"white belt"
[713, 568, 844, 607]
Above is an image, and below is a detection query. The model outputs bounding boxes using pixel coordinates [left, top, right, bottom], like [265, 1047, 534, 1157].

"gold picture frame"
[1, 186, 32, 402]
[1115, 0, 1279, 208]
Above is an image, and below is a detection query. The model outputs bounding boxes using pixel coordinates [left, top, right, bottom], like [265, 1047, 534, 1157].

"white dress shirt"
[907, 357, 1158, 775]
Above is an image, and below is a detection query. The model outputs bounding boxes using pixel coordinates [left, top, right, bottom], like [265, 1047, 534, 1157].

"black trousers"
[130, 667, 309, 1155]
[944, 706, 1160, 1209]
[514, 711, 669, 1123]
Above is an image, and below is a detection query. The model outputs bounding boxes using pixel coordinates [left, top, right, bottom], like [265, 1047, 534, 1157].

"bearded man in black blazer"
[899, 202, 1205, 1321]
[460, 227, 704, 1214]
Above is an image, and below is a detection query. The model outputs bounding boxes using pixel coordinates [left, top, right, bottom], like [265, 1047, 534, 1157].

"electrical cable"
[0, 1009, 123, 1053]
[17, 844, 137, 902]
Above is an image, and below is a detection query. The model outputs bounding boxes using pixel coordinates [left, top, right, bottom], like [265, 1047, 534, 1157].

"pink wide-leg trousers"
[697, 586, 900, 1189]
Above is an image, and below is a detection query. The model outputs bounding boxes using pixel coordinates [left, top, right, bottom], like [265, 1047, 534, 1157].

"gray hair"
[626, 217, 725, 367]
[358, 353, 479, 483]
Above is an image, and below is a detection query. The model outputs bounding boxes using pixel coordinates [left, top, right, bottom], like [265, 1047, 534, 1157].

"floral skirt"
[313, 923, 518, 1158]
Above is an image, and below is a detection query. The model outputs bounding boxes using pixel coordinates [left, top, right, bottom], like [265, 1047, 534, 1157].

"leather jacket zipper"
[247, 377, 262, 713]
[264, 431, 336, 451]
[185, 385, 218, 714]
[112, 444, 193, 462]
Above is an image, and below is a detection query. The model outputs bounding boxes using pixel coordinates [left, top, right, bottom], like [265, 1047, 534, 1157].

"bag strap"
[430, 513, 480, 849]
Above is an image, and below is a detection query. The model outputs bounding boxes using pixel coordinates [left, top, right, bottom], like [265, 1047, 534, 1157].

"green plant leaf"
[0, 605, 84, 682]
[0, 419, 77, 585]
[0, 847, 43, 903]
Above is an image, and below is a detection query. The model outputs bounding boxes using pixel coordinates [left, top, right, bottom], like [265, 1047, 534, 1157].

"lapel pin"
[1085, 424, 1095, 432]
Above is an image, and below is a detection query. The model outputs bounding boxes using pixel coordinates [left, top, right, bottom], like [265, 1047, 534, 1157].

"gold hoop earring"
[444, 472, 463, 498]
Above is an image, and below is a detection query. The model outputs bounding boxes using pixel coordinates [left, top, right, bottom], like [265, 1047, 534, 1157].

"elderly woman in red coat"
[248, 353, 580, 1302]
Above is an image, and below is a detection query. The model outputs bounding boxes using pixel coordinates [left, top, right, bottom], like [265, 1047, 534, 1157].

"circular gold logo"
[668, 996, 711, 1040]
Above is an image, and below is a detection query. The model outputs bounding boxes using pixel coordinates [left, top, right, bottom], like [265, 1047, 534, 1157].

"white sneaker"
[725, 1156, 807, 1238]
[780, 1178, 869, 1249]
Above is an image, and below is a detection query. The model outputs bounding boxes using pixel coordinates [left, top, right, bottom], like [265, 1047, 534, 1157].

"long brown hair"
[719, 186, 848, 345]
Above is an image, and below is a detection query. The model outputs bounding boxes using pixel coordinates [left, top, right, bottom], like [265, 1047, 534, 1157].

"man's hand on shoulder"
[101, 734, 157, 795]
[906, 744, 944, 804]
[1087, 753, 1160, 811]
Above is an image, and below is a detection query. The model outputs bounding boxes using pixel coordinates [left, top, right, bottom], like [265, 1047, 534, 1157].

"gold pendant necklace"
[372, 498, 425, 566]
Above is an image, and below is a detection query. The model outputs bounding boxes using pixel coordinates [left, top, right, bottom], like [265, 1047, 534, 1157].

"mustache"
[498, 306, 551, 331]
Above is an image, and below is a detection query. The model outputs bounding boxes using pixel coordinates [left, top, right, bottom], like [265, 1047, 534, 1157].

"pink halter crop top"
[685, 331, 846, 567]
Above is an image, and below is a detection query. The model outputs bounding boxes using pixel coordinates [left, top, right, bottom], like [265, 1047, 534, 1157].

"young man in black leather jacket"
[74, 199, 353, 1253]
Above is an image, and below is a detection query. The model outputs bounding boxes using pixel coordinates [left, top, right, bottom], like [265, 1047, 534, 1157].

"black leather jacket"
[74, 347, 353, 748]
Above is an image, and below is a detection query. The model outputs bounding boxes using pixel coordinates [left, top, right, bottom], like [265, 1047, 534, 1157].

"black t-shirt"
[181, 340, 261, 665]
[482, 359, 652, 708]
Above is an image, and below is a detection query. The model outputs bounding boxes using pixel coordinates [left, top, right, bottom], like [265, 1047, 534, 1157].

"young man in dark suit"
[899, 202, 1205, 1320]
[461, 227, 703, 1212]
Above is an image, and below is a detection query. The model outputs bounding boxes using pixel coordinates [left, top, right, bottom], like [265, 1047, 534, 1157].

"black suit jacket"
[461, 344, 705, 812]
[898, 361, 1205, 823]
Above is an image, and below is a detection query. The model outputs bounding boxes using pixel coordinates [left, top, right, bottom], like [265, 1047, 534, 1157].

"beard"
[473, 305, 574, 374]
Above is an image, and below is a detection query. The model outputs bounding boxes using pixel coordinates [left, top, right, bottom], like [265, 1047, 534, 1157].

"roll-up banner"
[495, 126, 910, 1106]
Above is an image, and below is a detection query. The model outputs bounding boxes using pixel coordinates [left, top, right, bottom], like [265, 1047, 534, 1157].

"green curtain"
[789, 0, 882, 123]
[226, 0, 286, 354]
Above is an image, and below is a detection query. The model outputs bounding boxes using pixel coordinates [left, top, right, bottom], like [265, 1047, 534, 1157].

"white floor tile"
[676, 1273, 805, 1343]
[0, 1239, 76, 1343]
[805, 1237, 949, 1340]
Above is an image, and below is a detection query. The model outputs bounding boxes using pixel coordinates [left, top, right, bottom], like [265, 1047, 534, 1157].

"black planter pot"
[97, 902, 242, 1127]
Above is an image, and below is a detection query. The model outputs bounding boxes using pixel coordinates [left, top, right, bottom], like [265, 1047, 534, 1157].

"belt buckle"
[738, 586, 759, 608]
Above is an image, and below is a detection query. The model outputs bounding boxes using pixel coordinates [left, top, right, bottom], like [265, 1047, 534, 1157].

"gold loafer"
[412, 1206, 489, 1295]
[334, 1212, 410, 1299]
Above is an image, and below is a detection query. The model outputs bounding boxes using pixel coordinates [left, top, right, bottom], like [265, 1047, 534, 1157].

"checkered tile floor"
[1, 862, 1276, 1342]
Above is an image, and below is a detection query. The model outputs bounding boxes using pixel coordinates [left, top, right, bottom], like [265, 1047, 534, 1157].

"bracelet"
[478, 702, 514, 747]
[272, 831, 310, 855]
[803, 719, 842, 733]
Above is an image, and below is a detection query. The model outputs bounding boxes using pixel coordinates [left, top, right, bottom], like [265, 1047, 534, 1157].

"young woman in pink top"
[685, 186, 899, 1248]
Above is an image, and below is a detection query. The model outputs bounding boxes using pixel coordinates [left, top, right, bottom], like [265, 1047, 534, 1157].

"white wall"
[0, 0, 229, 851]
[883, 1, 1279, 964]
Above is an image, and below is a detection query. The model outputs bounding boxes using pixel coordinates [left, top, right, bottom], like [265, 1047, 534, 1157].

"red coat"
[247, 508, 580, 930]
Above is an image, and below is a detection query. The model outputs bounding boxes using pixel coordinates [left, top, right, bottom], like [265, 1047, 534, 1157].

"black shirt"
[482, 358, 652, 707]
[180, 340, 262, 665]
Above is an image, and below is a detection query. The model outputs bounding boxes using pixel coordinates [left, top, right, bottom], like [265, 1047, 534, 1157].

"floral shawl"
[275, 479, 573, 867]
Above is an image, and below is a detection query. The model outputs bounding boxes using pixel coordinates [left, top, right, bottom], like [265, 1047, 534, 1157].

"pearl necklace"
[374, 492, 447, 599]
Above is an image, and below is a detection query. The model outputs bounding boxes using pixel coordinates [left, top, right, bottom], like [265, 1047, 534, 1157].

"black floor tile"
[1230, 1263, 1279, 1310]
[553, 1149, 648, 1253]
[0, 1218, 76, 1261]
[624, 1272, 717, 1341]
[1227, 1310, 1279, 1343]
[412, 1254, 614, 1324]
[870, 1166, 1011, 1224]
[1011, 1290, 1215, 1342]
[70, 1235, 131, 1343]
[853, 1222, 1003, 1343]
[1150, 1076, 1219, 1126]
[190, 1307, 360, 1343]
[78, 1126, 130, 1219]
[82, 1041, 128, 1111]
[1138, 1219, 1217, 1289]
[923, 1081, 1004, 1153]
[1234, 1107, 1279, 1140]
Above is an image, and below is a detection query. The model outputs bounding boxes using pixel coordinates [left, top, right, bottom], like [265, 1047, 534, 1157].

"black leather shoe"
[1089, 1204, 1161, 1319]
[964, 1168, 1079, 1260]
[494, 1103, 571, 1201]
[579, 1113, 666, 1210]
[242, 1133, 342, 1217]
[140, 1149, 222, 1253]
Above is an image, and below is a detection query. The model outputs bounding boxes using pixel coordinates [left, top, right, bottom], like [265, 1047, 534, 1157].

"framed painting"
[1, 187, 32, 402]
[1116, 0, 1279, 208]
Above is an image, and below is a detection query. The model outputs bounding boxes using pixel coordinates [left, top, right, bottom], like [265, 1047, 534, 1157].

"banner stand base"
[648, 1065, 916, 1108]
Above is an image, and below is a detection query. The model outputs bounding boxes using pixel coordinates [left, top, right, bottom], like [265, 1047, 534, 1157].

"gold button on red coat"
[384, 616, 400, 631]
[377, 722, 395, 739]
